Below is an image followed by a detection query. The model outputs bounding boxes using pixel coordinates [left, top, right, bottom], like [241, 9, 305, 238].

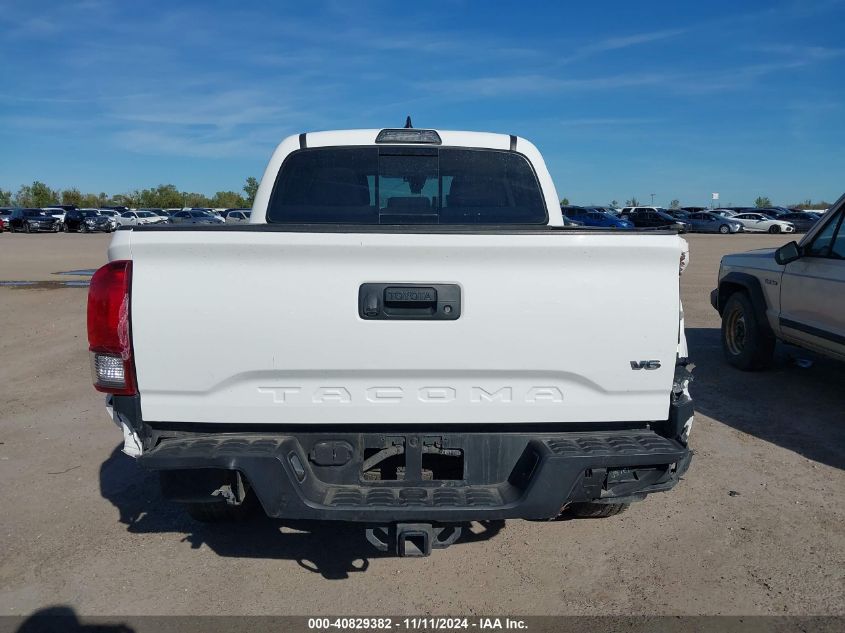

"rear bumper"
[139, 427, 691, 522]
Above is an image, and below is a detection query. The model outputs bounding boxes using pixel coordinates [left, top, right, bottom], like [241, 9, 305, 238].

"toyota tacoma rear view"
[88, 126, 694, 556]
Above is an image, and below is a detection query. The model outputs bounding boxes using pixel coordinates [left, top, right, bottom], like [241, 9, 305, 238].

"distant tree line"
[0, 177, 260, 209]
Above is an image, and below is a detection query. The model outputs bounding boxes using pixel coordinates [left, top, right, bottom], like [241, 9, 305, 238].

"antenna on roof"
[404, 116, 413, 129]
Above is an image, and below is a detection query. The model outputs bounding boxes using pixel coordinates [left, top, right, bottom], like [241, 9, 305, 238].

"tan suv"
[711, 194, 845, 369]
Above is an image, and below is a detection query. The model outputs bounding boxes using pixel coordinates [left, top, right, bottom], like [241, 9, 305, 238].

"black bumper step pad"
[140, 429, 690, 522]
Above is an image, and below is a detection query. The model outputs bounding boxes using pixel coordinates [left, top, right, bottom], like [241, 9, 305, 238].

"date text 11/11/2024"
[307, 617, 528, 630]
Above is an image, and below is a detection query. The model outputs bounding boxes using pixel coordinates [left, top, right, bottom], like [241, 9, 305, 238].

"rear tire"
[769, 225, 780, 234]
[721, 292, 775, 370]
[566, 503, 629, 518]
[719, 224, 730, 234]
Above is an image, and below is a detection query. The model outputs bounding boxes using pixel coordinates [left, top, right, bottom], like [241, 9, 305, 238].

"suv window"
[831, 217, 845, 259]
[267, 147, 547, 224]
[805, 208, 843, 258]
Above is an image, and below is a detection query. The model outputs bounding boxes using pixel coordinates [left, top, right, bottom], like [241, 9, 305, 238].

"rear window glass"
[267, 147, 547, 224]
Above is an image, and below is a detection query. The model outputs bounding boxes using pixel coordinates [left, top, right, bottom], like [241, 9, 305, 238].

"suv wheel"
[719, 224, 730, 234]
[721, 292, 775, 370]
[768, 225, 781, 234]
[24, 222, 31, 233]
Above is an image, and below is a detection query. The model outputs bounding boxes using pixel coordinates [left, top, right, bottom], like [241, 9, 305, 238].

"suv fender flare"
[714, 272, 774, 338]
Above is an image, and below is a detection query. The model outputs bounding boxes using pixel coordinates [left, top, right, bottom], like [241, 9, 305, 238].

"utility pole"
[650, 193, 656, 205]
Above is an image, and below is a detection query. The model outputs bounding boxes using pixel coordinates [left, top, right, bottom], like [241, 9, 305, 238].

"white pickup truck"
[89, 127, 693, 556]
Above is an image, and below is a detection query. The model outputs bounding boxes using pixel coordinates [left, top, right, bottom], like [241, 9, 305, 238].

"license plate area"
[361, 435, 465, 482]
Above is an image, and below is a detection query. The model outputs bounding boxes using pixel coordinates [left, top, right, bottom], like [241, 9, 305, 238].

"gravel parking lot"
[0, 232, 842, 616]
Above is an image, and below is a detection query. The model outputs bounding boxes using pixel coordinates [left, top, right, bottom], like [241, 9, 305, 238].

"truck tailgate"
[116, 230, 682, 425]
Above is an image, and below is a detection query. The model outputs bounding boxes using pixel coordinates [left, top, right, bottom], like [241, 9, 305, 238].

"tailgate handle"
[359, 284, 461, 320]
[384, 287, 437, 311]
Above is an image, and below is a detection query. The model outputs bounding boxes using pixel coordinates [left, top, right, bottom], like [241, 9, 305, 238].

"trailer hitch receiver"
[365, 523, 462, 557]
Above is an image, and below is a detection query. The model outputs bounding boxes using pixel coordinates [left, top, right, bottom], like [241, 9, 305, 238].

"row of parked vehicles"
[562, 205, 826, 234]
[1, 202, 824, 235]
[0, 206, 253, 233]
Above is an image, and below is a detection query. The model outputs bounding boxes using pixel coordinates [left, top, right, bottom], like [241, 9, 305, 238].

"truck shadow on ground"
[15, 605, 134, 632]
[686, 327, 845, 470]
[98, 447, 504, 579]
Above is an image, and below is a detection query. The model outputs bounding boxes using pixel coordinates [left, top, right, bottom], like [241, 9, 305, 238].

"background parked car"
[224, 209, 252, 224]
[711, 208, 738, 217]
[756, 207, 790, 219]
[169, 209, 225, 225]
[97, 209, 119, 221]
[141, 210, 168, 224]
[665, 209, 691, 221]
[140, 208, 171, 220]
[804, 210, 828, 219]
[684, 211, 743, 233]
[778, 212, 820, 232]
[41, 207, 67, 225]
[64, 208, 117, 233]
[564, 206, 632, 228]
[621, 207, 690, 232]
[730, 212, 794, 234]
[0, 208, 13, 229]
[116, 210, 166, 226]
[204, 208, 226, 222]
[8, 208, 62, 232]
[221, 208, 251, 219]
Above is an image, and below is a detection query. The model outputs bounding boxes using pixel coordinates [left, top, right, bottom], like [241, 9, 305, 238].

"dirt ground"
[0, 232, 842, 616]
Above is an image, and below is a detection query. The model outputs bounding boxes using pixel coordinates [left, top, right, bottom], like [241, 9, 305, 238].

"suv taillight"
[87, 260, 136, 395]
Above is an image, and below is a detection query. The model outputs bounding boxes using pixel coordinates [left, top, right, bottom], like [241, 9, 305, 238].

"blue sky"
[1, 0, 843, 207]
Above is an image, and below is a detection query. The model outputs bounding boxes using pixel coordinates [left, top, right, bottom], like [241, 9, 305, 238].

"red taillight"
[87, 260, 136, 395]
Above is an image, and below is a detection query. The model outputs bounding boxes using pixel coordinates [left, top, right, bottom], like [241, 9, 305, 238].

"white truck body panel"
[110, 229, 683, 425]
